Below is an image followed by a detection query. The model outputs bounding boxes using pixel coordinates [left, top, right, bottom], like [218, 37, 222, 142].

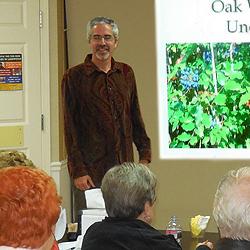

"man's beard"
[95, 45, 110, 60]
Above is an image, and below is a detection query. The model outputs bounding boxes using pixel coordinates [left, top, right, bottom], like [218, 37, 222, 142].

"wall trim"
[50, 159, 67, 193]
[40, 0, 51, 174]
[50, 159, 71, 222]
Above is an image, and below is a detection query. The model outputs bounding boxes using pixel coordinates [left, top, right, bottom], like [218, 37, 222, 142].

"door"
[0, 0, 42, 166]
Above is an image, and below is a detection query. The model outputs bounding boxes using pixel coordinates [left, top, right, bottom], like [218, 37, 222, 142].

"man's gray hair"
[213, 166, 250, 240]
[101, 162, 156, 218]
[86, 16, 119, 41]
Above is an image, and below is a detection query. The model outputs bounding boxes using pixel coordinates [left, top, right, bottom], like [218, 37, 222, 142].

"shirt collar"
[83, 54, 123, 75]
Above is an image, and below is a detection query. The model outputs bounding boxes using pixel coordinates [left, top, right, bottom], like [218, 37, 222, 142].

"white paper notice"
[85, 188, 105, 209]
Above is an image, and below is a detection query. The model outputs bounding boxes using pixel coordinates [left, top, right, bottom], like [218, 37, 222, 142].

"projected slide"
[155, 0, 250, 159]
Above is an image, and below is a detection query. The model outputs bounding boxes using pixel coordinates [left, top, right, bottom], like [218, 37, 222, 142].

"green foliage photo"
[167, 43, 250, 148]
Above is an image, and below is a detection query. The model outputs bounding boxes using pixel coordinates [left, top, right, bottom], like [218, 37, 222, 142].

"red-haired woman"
[0, 166, 62, 250]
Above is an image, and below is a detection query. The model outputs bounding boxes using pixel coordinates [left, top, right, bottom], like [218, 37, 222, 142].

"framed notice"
[155, 0, 250, 159]
[0, 53, 23, 91]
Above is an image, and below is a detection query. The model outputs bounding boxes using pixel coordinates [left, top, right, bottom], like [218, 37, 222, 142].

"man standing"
[62, 17, 151, 217]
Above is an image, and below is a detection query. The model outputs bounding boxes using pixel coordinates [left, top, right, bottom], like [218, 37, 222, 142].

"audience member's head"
[0, 166, 62, 249]
[101, 162, 156, 223]
[0, 150, 34, 168]
[213, 166, 250, 240]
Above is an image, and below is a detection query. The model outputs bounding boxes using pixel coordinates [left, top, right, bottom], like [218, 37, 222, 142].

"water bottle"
[166, 215, 182, 245]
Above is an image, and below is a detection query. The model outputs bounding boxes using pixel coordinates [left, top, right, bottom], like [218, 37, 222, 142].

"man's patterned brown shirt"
[62, 54, 151, 185]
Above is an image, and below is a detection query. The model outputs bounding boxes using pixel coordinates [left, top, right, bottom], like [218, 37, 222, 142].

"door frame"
[40, 0, 51, 173]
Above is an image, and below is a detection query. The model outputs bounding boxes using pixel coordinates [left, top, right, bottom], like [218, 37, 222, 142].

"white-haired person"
[212, 166, 250, 249]
[82, 162, 212, 250]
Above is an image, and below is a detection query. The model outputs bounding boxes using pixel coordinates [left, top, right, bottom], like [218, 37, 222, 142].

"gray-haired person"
[212, 166, 250, 250]
[82, 162, 211, 250]
[62, 16, 151, 220]
[0, 150, 34, 168]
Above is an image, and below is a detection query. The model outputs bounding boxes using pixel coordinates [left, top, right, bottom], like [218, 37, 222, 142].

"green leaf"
[202, 113, 212, 128]
[202, 136, 210, 146]
[182, 122, 195, 131]
[224, 61, 231, 71]
[224, 80, 242, 91]
[234, 61, 243, 70]
[246, 139, 250, 148]
[220, 141, 227, 147]
[239, 92, 250, 106]
[216, 133, 222, 145]
[210, 134, 217, 145]
[217, 71, 227, 86]
[189, 105, 198, 115]
[218, 106, 229, 115]
[194, 105, 204, 125]
[172, 120, 179, 132]
[190, 97, 198, 105]
[189, 136, 198, 146]
[238, 125, 244, 134]
[177, 132, 191, 142]
[175, 110, 184, 119]
[170, 139, 178, 148]
[182, 115, 194, 124]
[231, 71, 243, 80]
[214, 94, 227, 105]
[168, 109, 174, 119]
[194, 126, 204, 138]
[220, 128, 229, 142]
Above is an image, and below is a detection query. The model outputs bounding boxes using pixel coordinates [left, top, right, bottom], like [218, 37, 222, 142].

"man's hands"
[74, 175, 95, 191]
[74, 161, 149, 191]
[197, 241, 213, 249]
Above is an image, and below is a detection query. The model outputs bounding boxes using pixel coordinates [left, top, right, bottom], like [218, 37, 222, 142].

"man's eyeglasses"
[91, 34, 114, 42]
